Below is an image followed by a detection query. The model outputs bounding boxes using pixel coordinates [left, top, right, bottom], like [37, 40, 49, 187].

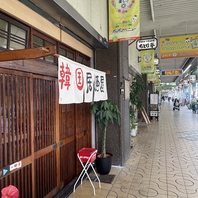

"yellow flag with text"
[141, 50, 154, 74]
[147, 67, 156, 82]
[109, 0, 140, 42]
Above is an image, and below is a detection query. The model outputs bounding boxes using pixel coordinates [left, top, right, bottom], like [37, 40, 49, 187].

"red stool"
[73, 148, 101, 195]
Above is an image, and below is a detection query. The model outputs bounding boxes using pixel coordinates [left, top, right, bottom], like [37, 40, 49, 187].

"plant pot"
[95, 153, 112, 175]
[130, 123, 138, 136]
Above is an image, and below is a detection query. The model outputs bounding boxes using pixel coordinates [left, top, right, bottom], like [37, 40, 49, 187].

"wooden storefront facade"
[0, 42, 92, 198]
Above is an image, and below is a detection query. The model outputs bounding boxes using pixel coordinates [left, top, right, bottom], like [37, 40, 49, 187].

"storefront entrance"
[0, 64, 91, 198]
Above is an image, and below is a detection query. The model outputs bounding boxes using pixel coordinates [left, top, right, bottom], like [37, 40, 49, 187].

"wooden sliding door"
[0, 67, 91, 198]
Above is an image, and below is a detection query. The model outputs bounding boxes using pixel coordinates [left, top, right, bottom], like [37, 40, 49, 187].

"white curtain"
[58, 55, 108, 104]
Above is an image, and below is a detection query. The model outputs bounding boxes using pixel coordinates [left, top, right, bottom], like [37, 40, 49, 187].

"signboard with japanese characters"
[160, 34, 198, 59]
[58, 56, 108, 104]
[161, 69, 182, 76]
[136, 38, 158, 51]
[10, 161, 22, 171]
[141, 50, 155, 74]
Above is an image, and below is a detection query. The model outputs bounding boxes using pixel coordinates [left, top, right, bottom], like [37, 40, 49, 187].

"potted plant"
[129, 105, 138, 136]
[90, 100, 120, 174]
[129, 75, 146, 136]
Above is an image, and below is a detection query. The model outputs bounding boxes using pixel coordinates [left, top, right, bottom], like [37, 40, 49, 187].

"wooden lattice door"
[0, 67, 92, 197]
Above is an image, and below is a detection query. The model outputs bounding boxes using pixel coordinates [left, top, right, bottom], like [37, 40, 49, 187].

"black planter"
[95, 153, 112, 175]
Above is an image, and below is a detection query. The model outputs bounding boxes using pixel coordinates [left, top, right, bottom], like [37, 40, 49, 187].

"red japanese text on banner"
[58, 56, 108, 104]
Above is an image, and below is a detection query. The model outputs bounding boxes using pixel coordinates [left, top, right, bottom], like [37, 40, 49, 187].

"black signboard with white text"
[136, 38, 158, 51]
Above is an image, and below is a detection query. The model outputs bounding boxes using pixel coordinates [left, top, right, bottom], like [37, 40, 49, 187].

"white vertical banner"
[58, 56, 108, 104]
[102, 73, 108, 100]
[58, 56, 75, 104]
[84, 68, 94, 103]
[93, 70, 108, 102]
[73, 63, 84, 103]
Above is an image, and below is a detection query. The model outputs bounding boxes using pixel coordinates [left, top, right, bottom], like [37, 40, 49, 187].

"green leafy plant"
[129, 105, 137, 130]
[130, 75, 146, 126]
[130, 122, 138, 131]
[90, 100, 120, 158]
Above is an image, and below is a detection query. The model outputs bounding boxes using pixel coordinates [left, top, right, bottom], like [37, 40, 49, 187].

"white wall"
[128, 41, 141, 74]
[66, 0, 108, 39]
[0, 0, 93, 57]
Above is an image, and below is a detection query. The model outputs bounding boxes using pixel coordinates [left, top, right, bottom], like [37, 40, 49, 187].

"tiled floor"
[68, 101, 198, 198]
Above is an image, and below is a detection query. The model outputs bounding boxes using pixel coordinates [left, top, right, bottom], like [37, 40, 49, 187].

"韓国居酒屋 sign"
[58, 56, 108, 104]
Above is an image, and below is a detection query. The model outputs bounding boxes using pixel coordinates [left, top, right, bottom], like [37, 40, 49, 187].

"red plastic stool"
[73, 148, 101, 195]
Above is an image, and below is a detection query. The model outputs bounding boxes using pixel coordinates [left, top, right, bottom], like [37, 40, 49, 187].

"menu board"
[150, 94, 159, 104]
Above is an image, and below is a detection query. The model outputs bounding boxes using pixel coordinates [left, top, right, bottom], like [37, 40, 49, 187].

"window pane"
[45, 41, 53, 47]
[45, 56, 54, 63]
[59, 48, 66, 57]
[0, 19, 8, 48]
[10, 24, 26, 50]
[45, 41, 55, 63]
[67, 51, 74, 60]
[83, 59, 88, 66]
[77, 56, 83, 63]
[59, 48, 74, 60]
[33, 35, 43, 48]
[33, 35, 44, 60]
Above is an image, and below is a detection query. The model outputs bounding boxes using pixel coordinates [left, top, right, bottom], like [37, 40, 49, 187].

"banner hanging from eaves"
[141, 50, 154, 74]
[58, 56, 108, 104]
[108, 0, 140, 42]
[147, 67, 156, 82]
[160, 34, 198, 59]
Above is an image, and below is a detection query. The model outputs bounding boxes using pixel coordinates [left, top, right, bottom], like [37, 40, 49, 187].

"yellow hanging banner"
[147, 67, 156, 82]
[108, 0, 140, 42]
[160, 34, 198, 59]
[141, 50, 154, 74]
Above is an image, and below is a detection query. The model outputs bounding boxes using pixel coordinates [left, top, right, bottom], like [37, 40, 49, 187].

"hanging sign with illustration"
[108, 0, 140, 42]
[147, 67, 156, 82]
[160, 34, 198, 59]
[141, 50, 154, 74]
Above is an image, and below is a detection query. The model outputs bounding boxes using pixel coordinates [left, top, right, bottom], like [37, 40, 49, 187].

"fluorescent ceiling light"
[184, 73, 189, 78]
[150, 0, 155, 22]
[183, 64, 192, 74]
